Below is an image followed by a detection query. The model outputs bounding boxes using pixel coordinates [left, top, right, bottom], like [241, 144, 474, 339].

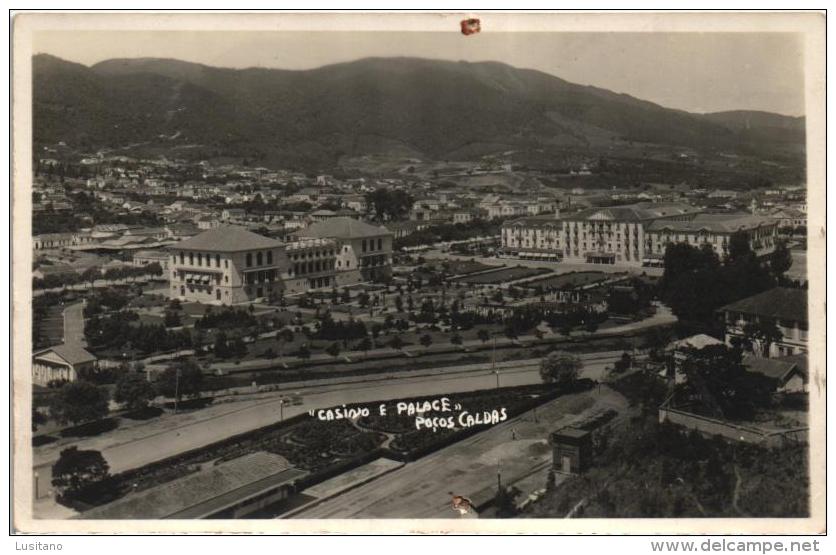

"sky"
[34, 31, 805, 116]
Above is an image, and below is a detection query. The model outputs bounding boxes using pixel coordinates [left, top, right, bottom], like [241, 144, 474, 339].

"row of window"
[245, 250, 274, 268]
[361, 238, 385, 253]
[289, 249, 335, 261]
[176, 251, 228, 269]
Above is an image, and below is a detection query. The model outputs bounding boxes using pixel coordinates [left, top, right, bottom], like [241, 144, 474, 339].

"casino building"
[167, 226, 289, 304]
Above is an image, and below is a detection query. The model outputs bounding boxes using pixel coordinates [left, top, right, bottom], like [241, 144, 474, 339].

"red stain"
[460, 18, 481, 36]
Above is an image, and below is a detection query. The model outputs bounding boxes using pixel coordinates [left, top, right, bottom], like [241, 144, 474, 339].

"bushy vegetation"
[526, 414, 808, 518]
[85, 311, 193, 355]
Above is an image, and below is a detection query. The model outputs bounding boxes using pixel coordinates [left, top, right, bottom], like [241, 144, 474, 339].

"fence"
[658, 398, 808, 447]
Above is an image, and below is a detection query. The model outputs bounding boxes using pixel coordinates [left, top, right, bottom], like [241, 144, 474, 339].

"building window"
[246, 253, 252, 267]
[224, 260, 229, 269]
[362, 239, 367, 252]
[267, 251, 273, 264]
[257, 252, 263, 266]
[189, 252, 194, 265]
[216, 254, 221, 267]
[197, 253, 203, 266]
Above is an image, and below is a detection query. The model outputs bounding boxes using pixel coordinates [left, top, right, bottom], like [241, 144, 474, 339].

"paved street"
[62, 301, 86, 346]
[291, 385, 630, 518]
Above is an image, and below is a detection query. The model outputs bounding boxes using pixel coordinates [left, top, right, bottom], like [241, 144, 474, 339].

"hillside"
[33, 54, 806, 170]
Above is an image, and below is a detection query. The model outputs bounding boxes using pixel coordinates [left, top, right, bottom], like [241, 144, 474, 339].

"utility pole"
[173, 367, 181, 414]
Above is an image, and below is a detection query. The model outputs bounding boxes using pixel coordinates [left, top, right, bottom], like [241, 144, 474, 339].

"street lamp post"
[173, 367, 181, 414]
[493, 368, 500, 389]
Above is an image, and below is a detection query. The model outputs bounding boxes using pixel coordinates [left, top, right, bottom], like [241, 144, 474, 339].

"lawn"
[524, 271, 617, 290]
[427, 259, 501, 276]
[456, 266, 552, 285]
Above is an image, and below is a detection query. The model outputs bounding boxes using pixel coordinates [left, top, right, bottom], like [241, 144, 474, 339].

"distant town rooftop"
[299, 216, 391, 239]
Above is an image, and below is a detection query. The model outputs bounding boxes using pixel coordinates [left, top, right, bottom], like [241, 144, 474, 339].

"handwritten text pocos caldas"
[308, 397, 509, 432]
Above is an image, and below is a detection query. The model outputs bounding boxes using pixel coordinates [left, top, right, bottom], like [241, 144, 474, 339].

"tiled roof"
[299, 217, 391, 239]
[565, 202, 700, 223]
[169, 226, 282, 252]
[80, 452, 305, 519]
[648, 213, 774, 233]
[34, 343, 97, 365]
[719, 287, 808, 324]
[503, 215, 562, 228]
[743, 355, 800, 381]
[668, 334, 724, 351]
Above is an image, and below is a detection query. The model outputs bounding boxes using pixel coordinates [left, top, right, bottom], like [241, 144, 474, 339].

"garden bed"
[523, 271, 619, 290]
[455, 266, 552, 285]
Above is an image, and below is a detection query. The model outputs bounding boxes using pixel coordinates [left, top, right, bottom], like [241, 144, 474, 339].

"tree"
[231, 336, 247, 358]
[477, 329, 490, 344]
[213, 331, 230, 358]
[356, 336, 372, 355]
[297, 344, 311, 360]
[613, 352, 632, 373]
[770, 239, 793, 277]
[494, 485, 519, 518]
[81, 266, 101, 289]
[51, 447, 110, 497]
[48, 380, 110, 425]
[164, 310, 181, 328]
[277, 328, 294, 358]
[389, 335, 404, 350]
[420, 334, 433, 349]
[366, 189, 414, 221]
[113, 372, 156, 412]
[742, 319, 784, 358]
[678, 345, 776, 420]
[727, 231, 753, 264]
[450, 333, 463, 346]
[540, 352, 582, 387]
[32, 407, 48, 432]
[326, 342, 341, 358]
[156, 360, 204, 401]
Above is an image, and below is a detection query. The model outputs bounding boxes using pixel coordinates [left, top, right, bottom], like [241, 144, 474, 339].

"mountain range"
[32, 54, 805, 170]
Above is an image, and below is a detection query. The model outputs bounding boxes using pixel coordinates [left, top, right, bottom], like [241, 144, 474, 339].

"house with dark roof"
[743, 354, 807, 393]
[33, 344, 98, 387]
[297, 217, 393, 283]
[718, 287, 808, 357]
[79, 452, 306, 519]
[167, 226, 289, 304]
